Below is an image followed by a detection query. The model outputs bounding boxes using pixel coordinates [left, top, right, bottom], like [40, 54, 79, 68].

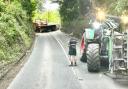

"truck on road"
[33, 20, 57, 32]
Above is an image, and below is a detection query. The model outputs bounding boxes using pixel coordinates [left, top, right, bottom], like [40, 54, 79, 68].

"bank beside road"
[0, 35, 35, 89]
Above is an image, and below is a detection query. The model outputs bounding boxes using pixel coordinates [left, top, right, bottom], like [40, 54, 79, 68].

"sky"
[43, 0, 59, 10]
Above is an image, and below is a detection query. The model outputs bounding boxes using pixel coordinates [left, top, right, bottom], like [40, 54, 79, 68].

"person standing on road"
[68, 35, 77, 66]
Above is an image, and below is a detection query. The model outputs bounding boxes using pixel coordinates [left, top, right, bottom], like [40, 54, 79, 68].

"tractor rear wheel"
[87, 44, 100, 72]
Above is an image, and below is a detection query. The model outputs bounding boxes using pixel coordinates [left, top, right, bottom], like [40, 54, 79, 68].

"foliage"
[0, 0, 36, 62]
[95, 0, 128, 15]
[59, 0, 79, 24]
[78, 0, 91, 16]
[20, 0, 37, 20]
[59, 0, 128, 38]
[32, 10, 61, 24]
[59, 0, 89, 38]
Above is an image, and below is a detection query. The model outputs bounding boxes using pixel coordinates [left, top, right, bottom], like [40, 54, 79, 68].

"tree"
[0, 0, 38, 61]
[78, 0, 91, 16]
[20, 0, 37, 21]
[95, 0, 128, 15]
[59, 0, 79, 24]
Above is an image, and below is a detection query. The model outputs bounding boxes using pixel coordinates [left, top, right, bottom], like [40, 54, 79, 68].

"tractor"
[83, 17, 128, 74]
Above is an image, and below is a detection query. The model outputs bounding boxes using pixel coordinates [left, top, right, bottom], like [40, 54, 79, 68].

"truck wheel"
[87, 44, 100, 72]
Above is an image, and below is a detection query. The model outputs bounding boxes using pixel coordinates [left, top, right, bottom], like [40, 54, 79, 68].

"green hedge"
[0, 1, 34, 62]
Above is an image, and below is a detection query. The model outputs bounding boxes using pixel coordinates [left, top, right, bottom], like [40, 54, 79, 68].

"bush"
[0, 1, 34, 62]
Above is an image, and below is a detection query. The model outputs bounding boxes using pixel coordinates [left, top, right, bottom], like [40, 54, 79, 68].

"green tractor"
[83, 18, 128, 74]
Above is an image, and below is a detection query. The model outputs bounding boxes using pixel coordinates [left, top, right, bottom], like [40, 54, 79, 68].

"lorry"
[33, 19, 57, 32]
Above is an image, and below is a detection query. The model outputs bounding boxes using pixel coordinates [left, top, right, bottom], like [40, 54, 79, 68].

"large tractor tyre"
[80, 50, 87, 62]
[87, 44, 100, 72]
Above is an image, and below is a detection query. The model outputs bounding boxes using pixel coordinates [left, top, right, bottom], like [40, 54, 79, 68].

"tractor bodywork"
[83, 19, 128, 74]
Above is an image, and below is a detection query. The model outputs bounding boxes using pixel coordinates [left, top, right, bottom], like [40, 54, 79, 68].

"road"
[7, 31, 128, 89]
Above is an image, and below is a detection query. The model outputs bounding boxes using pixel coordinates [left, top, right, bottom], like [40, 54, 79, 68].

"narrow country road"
[7, 31, 128, 89]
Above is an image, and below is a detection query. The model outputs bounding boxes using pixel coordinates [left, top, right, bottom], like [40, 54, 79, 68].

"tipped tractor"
[82, 18, 128, 75]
